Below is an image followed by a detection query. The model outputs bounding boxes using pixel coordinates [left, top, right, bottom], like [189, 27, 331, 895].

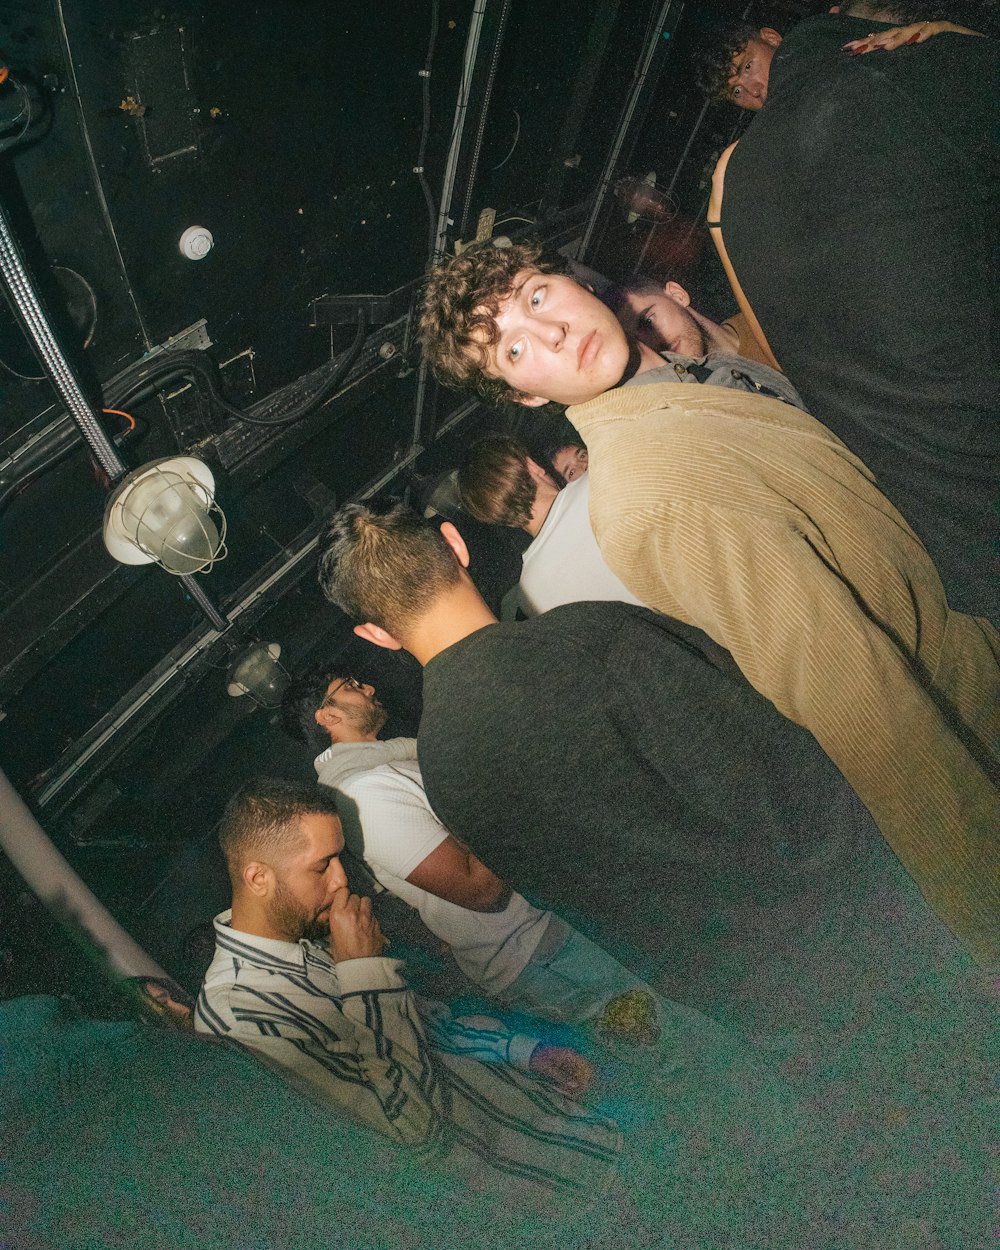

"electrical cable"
[0, 77, 34, 154]
[432, 0, 487, 263]
[54, 0, 152, 350]
[0, 311, 367, 515]
[414, 0, 441, 266]
[0, 265, 99, 380]
[458, 0, 513, 239]
[111, 309, 367, 428]
[102, 407, 135, 430]
[490, 109, 520, 172]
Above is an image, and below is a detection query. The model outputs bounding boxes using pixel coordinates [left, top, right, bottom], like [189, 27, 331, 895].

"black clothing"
[418, 602, 877, 1027]
[723, 15, 1000, 622]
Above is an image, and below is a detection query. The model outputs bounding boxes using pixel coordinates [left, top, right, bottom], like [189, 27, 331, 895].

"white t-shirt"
[315, 738, 550, 995]
[519, 475, 645, 615]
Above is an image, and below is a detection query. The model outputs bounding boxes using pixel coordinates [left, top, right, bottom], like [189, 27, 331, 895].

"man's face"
[266, 811, 348, 942]
[484, 269, 632, 407]
[726, 28, 782, 111]
[617, 282, 710, 358]
[320, 676, 387, 737]
[552, 445, 589, 484]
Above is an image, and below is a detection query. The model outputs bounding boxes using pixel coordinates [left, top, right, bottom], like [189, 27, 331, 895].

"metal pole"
[577, 0, 679, 264]
[0, 198, 126, 482]
[0, 766, 170, 982]
[179, 572, 230, 634]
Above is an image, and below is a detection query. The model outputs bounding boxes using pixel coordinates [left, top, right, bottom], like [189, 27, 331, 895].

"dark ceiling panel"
[0, 0, 688, 806]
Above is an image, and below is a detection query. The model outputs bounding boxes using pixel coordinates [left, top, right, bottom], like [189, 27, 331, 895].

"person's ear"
[525, 457, 553, 485]
[354, 623, 403, 651]
[512, 393, 551, 408]
[663, 281, 691, 307]
[314, 703, 340, 733]
[438, 521, 471, 568]
[759, 27, 782, 47]
[243, 861, 272, 898]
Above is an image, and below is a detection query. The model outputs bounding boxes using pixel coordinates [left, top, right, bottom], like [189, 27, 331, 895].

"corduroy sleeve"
[600, 497, 1000, 966]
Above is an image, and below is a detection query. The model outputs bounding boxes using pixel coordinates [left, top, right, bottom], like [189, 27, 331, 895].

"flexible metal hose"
[0, 197, 126, 481]
[1, 199, 230, 629]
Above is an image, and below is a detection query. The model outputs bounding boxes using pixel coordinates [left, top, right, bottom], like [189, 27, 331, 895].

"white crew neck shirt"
[315, 738, 550, 994]
[519, 475, 645, 616]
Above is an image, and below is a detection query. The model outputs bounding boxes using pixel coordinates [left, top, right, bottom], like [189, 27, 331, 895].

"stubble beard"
[270, 878, 330, 944]
[674, 308, 711, 358]
[347, 699, 388, 737]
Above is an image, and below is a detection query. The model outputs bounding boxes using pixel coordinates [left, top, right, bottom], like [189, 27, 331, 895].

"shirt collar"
[314, 736, 417, 776]
[212, 909, 322, 970]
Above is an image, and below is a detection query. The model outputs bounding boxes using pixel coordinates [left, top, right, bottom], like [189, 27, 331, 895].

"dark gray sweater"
[418, 601, 877, 1015]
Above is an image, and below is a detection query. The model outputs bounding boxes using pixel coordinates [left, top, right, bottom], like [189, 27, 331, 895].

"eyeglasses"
[321, 676, 363, 707]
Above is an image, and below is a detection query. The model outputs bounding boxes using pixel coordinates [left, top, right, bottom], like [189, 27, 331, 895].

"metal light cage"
[226, 641, 290, 708]
[103, 455, 228, 576]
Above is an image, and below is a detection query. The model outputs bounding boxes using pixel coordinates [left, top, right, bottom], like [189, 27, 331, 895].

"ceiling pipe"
[0, 194, 229, 633]
[0, 766, 170, 983]
[0, 197, 125, 482]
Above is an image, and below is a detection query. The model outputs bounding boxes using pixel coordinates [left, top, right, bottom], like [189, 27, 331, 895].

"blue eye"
[530, 286, 545, 308]
[508, 341, 522, 361]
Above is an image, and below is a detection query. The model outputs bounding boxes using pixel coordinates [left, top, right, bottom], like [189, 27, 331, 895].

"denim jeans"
[500, 915, 651, 1024]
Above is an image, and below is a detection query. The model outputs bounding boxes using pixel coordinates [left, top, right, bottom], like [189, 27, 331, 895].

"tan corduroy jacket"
[568, 383, 1000, 966]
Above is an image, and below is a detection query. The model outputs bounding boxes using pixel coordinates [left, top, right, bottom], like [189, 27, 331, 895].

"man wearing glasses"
[282, 666, 661, 1035]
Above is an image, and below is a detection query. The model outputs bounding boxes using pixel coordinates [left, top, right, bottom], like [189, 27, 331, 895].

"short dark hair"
[695, 21, 759, 104]
[418, 241, 571, 406]
[218, 778, 341, 876]
[316, 500, 462, 637]
[281, 664, 345, 753]
[542, 437, 588, 484]
[601, 274, 663, 320]
[458, 434, 537, 528]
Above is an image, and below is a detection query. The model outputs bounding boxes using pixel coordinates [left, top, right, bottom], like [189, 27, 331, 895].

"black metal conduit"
[0, 308, 368, 520]
[456, 0, 513, 240]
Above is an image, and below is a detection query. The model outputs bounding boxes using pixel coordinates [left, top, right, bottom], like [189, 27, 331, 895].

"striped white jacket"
[196, 913, 622, 1195]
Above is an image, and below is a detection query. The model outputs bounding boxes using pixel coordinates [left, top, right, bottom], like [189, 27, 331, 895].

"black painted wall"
[0, 0, 718, 811]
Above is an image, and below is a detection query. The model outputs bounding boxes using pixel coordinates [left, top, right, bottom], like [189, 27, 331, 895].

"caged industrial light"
[102, 455, 228, 576]
[226, 641, 289, 709]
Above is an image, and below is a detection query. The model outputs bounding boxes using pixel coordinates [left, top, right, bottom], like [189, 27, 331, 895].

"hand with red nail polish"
[844, 20, 981, 56]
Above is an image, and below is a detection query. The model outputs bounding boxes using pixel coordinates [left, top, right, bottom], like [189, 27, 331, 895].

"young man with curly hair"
[416, 240, 1000, 969]
[696, 22, 784, 111]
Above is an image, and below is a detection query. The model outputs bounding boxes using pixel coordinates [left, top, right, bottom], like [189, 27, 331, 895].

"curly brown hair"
[418, 241, 570, 406]
[458, 434, 537, 528]
[694, 22, 759, 104]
